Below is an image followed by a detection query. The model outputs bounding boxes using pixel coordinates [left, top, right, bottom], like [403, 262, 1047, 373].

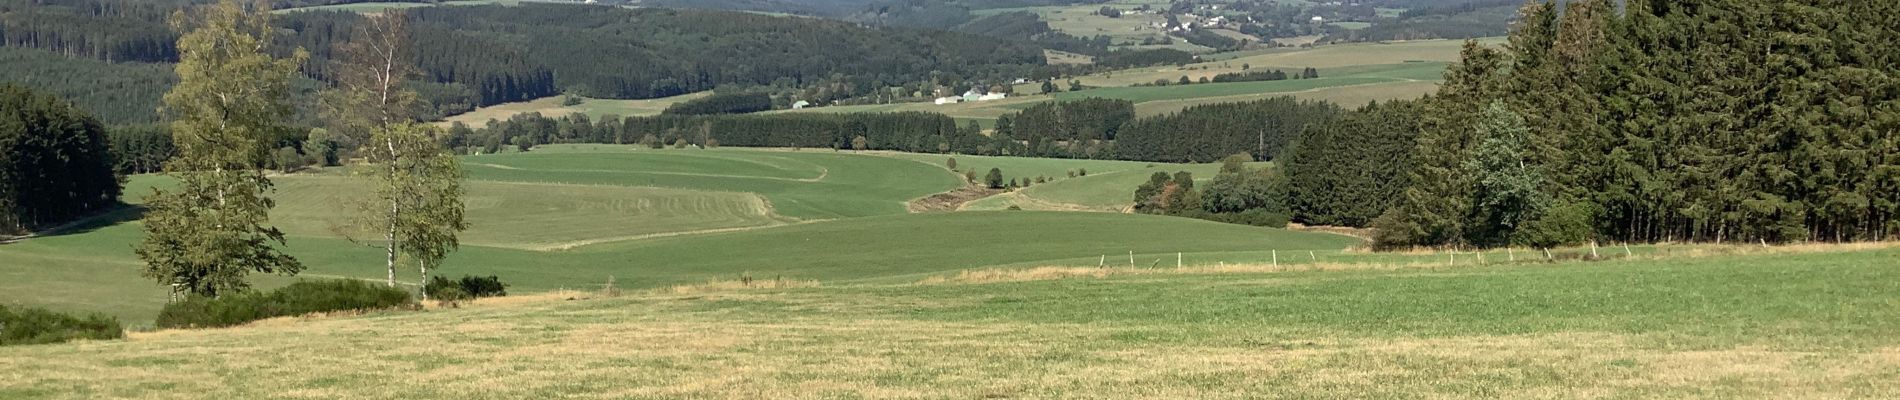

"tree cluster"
[662, 92, 773, 116]
[1133, 155, 1291, 228]
[995, 98, 1133, 158]
[466, 111, 987, 155]
[1113, 97, 1337, 163]
[1301, 0, 1900, 249]
[0, 84, 121, 235]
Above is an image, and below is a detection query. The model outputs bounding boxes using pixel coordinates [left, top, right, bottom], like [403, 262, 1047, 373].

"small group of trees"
[0, 84, 121, 235]
[1132, 154, 1290, 227]
[661, 92, 772, 115]
[135, 0, 466, 300]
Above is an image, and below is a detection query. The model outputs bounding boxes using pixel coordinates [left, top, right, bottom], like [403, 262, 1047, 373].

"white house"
[934, 97, 963, 105]
[1311, 16, 1325, 23]
[978, 93, 1008, 101]
[792, 100, 811, 109]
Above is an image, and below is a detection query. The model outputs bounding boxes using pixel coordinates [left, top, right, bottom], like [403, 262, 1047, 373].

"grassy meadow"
[0, 146, 1355, 324]
[3, 244, 1896, 398]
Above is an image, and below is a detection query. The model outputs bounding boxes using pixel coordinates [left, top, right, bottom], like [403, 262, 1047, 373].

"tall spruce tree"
[1377, 40, 1505, 248]
[135, 0, 308, 298]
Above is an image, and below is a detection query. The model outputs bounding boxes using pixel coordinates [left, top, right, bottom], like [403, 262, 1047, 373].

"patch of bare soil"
[907, 185, 1004, 213]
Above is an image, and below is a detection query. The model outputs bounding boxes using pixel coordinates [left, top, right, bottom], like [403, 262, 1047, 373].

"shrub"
[155, 280, 413, 329]
[0, 305, 122, 346]
[1216, 209, 1291, 228]
[426, 275, 509, 302]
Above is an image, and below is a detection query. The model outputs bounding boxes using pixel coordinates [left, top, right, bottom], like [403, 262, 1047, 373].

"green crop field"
[5, 244, 1896, 397]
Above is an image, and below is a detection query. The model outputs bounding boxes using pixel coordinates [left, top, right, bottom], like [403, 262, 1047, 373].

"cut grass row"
[4, 245, 1895, 397]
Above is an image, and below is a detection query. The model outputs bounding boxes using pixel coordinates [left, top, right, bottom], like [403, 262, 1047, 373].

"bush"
[1216, 209, 1291, 228]
[0, 305, 122, 346]
[156, 280, 414, 329]
[425, 275, 509, 302]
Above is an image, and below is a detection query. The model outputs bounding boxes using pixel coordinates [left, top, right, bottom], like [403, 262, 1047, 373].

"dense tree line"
[5, 1, 1054, 118]
[0, 0, 181, 63]
[662, 92, 774, 116]
[995, 98, 1133, 158]
[1113, 97, 1337, 163]
[0, 84, 121, 235]
[465, 111, 985, 155]
[1281, 100, 1423, 227]
[0, 47, 175, 124]
[106, 124, 174, 175]
[1288, 0, 1900, 249]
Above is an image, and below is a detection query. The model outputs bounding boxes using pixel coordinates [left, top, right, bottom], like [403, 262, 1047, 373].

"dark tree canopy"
[0, 84, 122, 234]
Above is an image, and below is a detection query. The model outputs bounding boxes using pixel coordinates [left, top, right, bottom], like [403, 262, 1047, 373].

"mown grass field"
[4, 245, 1895, 398]
[0, 146, 1356, 324]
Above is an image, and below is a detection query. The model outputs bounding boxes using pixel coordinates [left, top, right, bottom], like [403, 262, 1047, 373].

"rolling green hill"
[0, 146, 1355, 324]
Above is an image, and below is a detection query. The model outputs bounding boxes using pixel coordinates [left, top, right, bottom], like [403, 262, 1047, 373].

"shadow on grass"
[1, 204, 146, 243]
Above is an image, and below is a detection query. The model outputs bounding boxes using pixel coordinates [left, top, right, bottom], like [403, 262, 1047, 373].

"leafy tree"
[946, 157, 957, 171]
[1464, 102, 1547, 246]
[1040, 80, 1057, 94]
[358, 123, 466, 299]
[136, 0, 309, 298]
[985, 167, 1004, 189]
[273, 147, 303, 172]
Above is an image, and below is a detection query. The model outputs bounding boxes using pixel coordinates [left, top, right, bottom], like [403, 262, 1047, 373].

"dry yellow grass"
[5, 243, 1896, 398]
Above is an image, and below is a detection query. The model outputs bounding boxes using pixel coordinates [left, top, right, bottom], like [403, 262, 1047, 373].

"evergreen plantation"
[1359, 0, 1900, 248]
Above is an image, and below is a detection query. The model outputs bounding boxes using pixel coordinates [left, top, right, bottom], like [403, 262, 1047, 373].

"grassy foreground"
[2, 246, 1896, 398]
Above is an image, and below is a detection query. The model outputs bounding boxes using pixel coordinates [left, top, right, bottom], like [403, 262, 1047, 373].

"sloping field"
[0, 210, 1356, 324]
[0, 146, 1357, 324]
[5, 246, 1897, 397]
[463, 146, 960, 219]
[434, 91, 710, 128]
[268, 176, 791, 250]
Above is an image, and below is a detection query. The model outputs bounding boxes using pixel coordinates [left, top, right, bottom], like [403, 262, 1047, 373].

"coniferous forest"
[1284, 0, 1900, 248]
[0, 84, 121, 235]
